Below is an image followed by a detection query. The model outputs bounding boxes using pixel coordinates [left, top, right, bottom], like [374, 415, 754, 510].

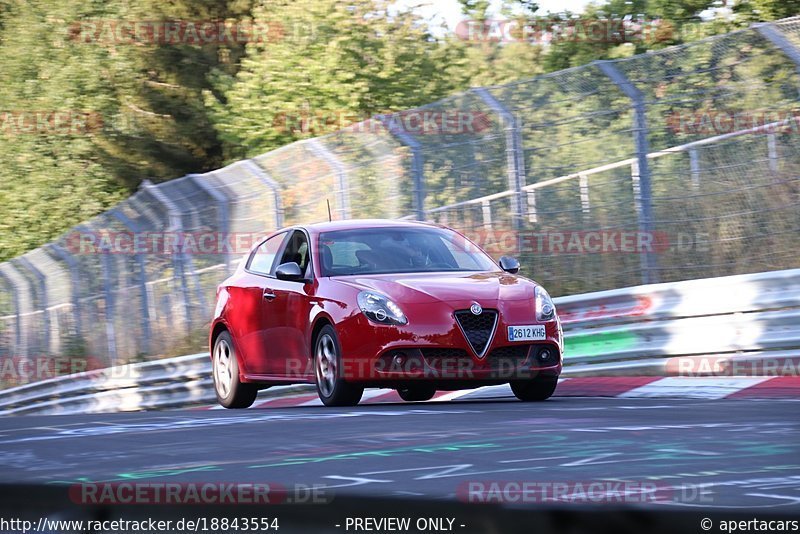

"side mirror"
[275, 262, 305, 282]
[499, 256, 520, 274]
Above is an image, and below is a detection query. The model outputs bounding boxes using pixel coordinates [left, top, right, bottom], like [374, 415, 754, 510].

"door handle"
[263, 289, 276, 301]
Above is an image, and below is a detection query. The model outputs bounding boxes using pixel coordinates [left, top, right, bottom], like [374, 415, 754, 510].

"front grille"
[454, 309, 498, 357]
[486, 344, 532, 370]
[421, 348, 470, 370]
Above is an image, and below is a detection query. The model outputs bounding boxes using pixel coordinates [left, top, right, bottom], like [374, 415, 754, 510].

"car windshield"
[318, 226, 498, 276]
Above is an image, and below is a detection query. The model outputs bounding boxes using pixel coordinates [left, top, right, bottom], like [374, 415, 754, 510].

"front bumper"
[336, 300, 563, 383]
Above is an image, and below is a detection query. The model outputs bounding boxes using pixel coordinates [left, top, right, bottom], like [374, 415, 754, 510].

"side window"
[277, 230, 311, 275]
[248, 233, 286, 275]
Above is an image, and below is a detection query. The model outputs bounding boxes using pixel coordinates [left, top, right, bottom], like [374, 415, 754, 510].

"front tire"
[511, 376, 558, 401]
[314, 325, 364, 407]
[397, 385, 436, 402]
[213, 331, 258, 409]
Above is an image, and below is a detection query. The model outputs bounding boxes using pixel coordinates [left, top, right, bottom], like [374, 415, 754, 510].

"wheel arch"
[310, 313, 335, 352]
[209, 320, 229, 355]
[209, 320, 250, 379]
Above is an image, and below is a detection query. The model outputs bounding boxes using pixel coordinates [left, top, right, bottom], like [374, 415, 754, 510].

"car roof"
[302, 219, 445, 234]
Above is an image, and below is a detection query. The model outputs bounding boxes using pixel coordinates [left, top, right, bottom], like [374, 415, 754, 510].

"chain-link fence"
[1, 18, 800, 382]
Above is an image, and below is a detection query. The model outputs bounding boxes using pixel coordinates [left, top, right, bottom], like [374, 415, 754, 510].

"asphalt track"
[1, 392, 799, 512]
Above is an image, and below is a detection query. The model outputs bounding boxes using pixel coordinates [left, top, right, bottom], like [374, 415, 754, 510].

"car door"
[260, 230, 315, 379]
[236, 231, 288, 376]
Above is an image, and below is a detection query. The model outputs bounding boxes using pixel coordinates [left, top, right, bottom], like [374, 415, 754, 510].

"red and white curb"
[197, 376, 799, 410]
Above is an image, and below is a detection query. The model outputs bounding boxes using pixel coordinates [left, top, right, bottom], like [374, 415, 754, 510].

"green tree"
[207, 0, 454, 159]
[734, 0, 800, 22]
[0, 0, 246, 259]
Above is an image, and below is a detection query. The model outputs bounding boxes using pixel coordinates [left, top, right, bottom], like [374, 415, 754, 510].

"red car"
[209, 220, 563, 407]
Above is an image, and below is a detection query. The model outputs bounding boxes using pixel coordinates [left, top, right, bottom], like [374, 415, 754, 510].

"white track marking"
[430, 390, 478, 402]
[619, 377, 772, 399]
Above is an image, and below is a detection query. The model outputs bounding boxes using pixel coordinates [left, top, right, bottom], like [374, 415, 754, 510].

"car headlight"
[357, 291, 408, 325]
[535, 286, 556, 321]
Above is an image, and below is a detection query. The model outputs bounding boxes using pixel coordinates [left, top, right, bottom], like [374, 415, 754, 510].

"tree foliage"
[0, 0, 791, 260]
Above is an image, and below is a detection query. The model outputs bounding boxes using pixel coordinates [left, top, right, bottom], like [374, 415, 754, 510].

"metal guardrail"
[0, 353, 315, 416]
[0, 268, 797, 416]
[559, 268, 800, 375]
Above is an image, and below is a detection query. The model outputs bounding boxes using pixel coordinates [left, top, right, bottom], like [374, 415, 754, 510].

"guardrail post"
[109, 209, 152, 354]
[142, 180, 195, 333]
[578, 173, 590, 217]
[378, 114, 426, 220]
[14, 257, 50, 355]
[481, 200, 492, 229]
[596, 60, 660, 285]
[527, 190, 538, 223]
[44, 243, 84, 347]
[0, 267, 21, 357]
[306, 139, 351, 219]
[689, 148, 701, 189]
[472, 88, 527, 230]
[767, 133, 778, 173]
[242, 161, 285, 229]
[187, 174, 232, 272]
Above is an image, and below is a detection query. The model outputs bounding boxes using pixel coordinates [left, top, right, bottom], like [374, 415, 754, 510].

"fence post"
[141, 180, 194, 333]
[14, 257, 50, 355]
[45, 243, 84, 346]
[242, 161, 285, 229]
[472, 88, 527, 230]
[306, 139, 351, 219]
[754, 23, 800, 83]
[0, 267, 21, 358]
[98, 240, 118, 365]
[754, 23, 799, 168]
[596, 60, 660, 285]
[378, 114, 425, 220]
[187, 174, 232, 272]
[109, 209, 152, 354]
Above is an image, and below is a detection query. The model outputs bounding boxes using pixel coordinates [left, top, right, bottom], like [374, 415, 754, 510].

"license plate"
[508, 325, 546, 342]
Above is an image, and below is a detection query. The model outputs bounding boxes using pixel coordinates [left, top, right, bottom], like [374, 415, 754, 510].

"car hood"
[332, 271, 537, 304]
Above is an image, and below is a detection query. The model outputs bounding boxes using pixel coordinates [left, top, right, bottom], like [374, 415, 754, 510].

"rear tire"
[213, 331, 258, 409]
[397, 385, 436, 402]
[314, 324, 364, 407]
[511, 376, 558, 401]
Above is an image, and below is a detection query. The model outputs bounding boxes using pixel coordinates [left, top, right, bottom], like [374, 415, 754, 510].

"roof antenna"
[326, 199, 332, 222]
